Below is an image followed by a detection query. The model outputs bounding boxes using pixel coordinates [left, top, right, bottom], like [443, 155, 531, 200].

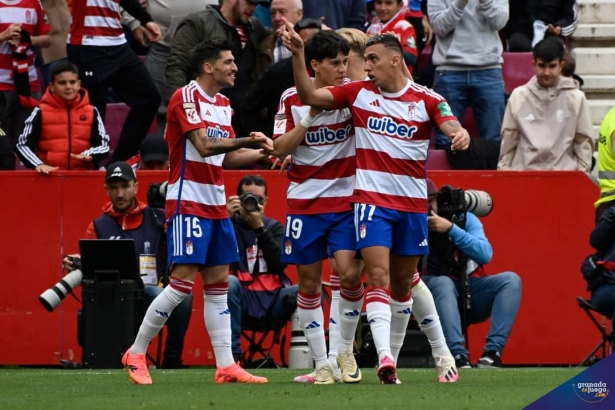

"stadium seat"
[418, 43, 432, 75]
[426, 149, 452, 170]
[576, 296, 614, 366]
[502, 52, 534, 95]
[241, 316, 288, 369]
[104, 103, 158, 152]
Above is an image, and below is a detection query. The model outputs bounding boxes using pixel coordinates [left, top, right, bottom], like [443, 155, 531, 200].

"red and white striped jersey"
[329, 79, 457, 213]
[68, 0, 126, 46]
[165, 80, 235, 221]
[274, 86, 355, 214]
[0, 0, 50, 91]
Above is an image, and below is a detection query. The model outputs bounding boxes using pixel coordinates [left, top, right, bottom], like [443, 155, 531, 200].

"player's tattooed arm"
[186, 129, 271, 157]
[438, 120, 470, 152]
[444, 120, 462, 129]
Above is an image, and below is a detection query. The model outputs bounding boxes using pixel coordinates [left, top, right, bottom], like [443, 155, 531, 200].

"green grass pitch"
[0, 367, 582, 410]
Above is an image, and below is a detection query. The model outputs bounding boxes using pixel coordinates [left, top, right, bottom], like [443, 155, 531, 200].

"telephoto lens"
[38, 269, 83, 312]
[464, 190, 493, 217]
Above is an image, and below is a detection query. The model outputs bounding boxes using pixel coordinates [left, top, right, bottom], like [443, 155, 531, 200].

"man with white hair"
[270, 0, 304, 62]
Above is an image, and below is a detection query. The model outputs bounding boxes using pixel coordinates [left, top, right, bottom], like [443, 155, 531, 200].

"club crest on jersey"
[360, 223, 366, 239]
[285, 240, 292, 255]
[185, 107, 201, 124]
[186, 240, 193, 255]
[25, 10, 32, 24]
[367, 116, 417, 139]
[408, 103, 416, 120]
[340, 108, 350, 118]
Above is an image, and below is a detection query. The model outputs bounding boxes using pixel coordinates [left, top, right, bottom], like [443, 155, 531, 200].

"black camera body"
[436, 185, 468, 226]
[239, 193, 261, 212]
[71, 256, 82, 271]
[147, 182, 167, 209]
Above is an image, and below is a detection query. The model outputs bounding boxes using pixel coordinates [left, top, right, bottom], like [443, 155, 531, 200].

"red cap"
[427, 179, 438, 196]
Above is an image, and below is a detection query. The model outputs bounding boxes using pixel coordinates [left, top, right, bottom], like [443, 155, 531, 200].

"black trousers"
[67, 43, 161, 162]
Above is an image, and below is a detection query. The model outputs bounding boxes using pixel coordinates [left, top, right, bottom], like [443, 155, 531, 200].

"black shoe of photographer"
[233, 352, 243, 365]
[454, 354, 472, 369]
[161, 357, 187, 369]
[477, 350, 503, 368]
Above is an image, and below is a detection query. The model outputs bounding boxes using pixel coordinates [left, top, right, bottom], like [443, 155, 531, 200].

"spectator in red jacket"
[366, 0, 418, 73]
[16, 61, 109, 173]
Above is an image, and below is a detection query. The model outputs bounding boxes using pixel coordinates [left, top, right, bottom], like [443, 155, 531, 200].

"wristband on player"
[300, 113, 316, 128]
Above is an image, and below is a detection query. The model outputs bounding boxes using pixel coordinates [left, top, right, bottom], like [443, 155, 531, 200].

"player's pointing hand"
[281, 17, 304, 55]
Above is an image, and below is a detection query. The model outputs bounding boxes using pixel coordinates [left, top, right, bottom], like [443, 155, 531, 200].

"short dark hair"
[237, 175, 268, 196]
[365, 33, 403, 56]
[305, 30, 350, 65]
[190, 38, 234, 76]
[294, 18, 323, 33]
[50, 60, 79, 82]
[533, 36, 565, 63]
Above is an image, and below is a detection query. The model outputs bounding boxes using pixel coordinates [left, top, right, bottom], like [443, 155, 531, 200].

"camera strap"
[149, 208, 168, 286]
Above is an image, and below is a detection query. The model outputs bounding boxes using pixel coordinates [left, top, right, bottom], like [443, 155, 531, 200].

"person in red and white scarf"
[0, 0, 51, 146]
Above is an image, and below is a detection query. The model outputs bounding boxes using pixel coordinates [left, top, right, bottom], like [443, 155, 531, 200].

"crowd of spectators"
[0, 0, 592, 173]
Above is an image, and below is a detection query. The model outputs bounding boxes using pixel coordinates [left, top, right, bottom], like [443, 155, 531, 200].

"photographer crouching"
[226, 175, 298, 363]
[586, 206, 615, 333]
[423, 180, 522, 368]
[59, 162, 192, 368]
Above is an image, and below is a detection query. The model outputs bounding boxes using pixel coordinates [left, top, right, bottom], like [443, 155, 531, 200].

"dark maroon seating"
[426, 149, 452, 170]
[104, 103, 158, 152]
[502, 52, 534, 95]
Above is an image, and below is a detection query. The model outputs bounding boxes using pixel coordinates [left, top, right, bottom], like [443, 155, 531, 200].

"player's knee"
[299, 278, 321, 294]
[338, 264, 361, 288]
[367, 266, 389, 287]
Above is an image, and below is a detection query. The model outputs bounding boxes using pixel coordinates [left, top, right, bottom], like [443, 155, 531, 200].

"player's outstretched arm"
[273, 107, 323, 157]
[281, 18, 334, 110]
[438, 119, 471, 152]
[224, 133, 274, 168]
[187, 129, 273, 158]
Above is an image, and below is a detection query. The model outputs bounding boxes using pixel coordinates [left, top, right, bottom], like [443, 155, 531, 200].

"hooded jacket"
[15, 88, 109, 169]
[498, 75, 593, 171]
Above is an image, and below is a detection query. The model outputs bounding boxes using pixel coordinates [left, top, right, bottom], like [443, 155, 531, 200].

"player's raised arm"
[186, 129, 273, 158]
[281, 18, 334, 110]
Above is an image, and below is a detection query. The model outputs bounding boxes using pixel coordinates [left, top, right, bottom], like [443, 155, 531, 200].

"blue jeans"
[423, 272, 522, 358]
[591, 284, 615, 329]
[433, 69, 506, 148]
[143, 285, 193, 360]
[228, 275, 299, 354]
